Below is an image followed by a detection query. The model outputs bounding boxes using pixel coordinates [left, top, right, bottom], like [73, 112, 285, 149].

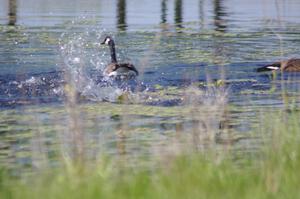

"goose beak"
[101, 40, 105, 45]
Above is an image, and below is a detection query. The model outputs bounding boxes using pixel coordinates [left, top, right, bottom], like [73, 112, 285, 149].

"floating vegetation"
[0, 2, 300, 186]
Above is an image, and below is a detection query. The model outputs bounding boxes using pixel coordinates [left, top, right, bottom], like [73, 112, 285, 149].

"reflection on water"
[117, 0, 127, 31]
[8, 0, 17, 26]
[161, 0, 167, 24]
[1, 0, 300, 30]
[174, 0, 183, 29]
[199, 0, 205, 29]
[213, 0, 227, 32]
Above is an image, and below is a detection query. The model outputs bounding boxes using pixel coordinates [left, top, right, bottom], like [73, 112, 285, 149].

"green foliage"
[0, 111, 300, 199]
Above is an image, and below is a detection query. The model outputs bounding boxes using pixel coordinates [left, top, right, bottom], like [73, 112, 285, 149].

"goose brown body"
[103, 63, 139, 77]
[101, 36, 138, 77]
[257, 58, 300, 72]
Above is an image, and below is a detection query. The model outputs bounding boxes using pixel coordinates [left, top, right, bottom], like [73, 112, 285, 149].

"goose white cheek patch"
[105, 38, 111, 44]
[266, 66, 280, 70]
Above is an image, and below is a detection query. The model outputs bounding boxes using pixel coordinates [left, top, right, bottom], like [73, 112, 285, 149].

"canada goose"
[257, 58, 300, 72]
[101, 36, 138, 78]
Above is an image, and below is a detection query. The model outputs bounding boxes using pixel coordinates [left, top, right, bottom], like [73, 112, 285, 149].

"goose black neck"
[109, 40, 117, 63]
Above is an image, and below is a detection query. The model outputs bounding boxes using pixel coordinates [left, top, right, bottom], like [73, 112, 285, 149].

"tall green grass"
[0, 110, 299, 199]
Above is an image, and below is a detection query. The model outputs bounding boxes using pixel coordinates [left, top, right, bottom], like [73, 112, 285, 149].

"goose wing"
[118, 63, 139, 75]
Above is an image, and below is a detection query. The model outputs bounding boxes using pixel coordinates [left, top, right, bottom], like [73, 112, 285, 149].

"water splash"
[58, 21, 136, 102]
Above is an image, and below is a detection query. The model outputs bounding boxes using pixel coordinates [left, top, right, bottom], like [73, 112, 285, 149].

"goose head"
[101, 36, 114, 45]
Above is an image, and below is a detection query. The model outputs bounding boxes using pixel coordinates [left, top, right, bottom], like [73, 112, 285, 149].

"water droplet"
[73, 57, 81, 63]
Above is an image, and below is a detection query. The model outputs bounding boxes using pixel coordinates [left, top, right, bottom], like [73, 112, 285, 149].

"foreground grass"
[0, 111, 300, 199]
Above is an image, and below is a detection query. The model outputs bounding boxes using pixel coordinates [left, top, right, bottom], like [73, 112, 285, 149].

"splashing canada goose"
[257, 58, 300, 72]
[101, 36, 138, 78]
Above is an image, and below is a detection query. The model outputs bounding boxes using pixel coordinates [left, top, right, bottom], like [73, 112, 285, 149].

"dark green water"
[0, 0, 300, 171]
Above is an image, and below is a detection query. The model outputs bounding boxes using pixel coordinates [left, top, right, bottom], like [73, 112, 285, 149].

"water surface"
[0, 0, 300, 172]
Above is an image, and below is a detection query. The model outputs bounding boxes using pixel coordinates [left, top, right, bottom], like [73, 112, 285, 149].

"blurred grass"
[1, 1, 300, 198]
[0, 110, 299, 199]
